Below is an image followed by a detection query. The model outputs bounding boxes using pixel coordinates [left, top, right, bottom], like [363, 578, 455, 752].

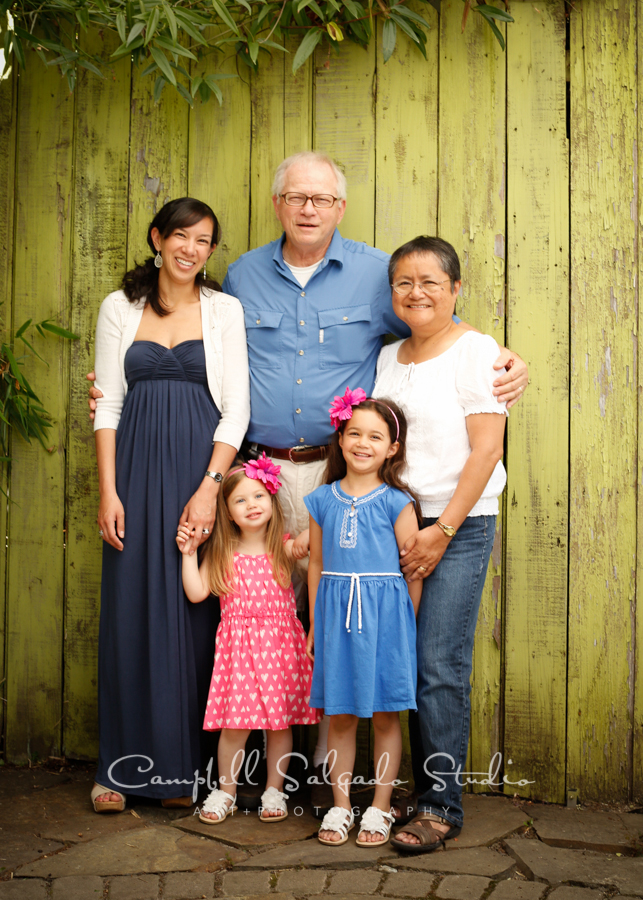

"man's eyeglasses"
[280, 193, 339, 209]
[391, 279, 450, 298]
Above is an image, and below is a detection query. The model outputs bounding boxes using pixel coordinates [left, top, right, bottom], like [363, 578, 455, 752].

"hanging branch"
[0, 0, 514, 105]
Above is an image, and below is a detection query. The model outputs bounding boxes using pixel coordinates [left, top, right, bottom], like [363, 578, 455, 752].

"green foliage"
[0, 0, 513, 105]
[0, 315, 78, 463]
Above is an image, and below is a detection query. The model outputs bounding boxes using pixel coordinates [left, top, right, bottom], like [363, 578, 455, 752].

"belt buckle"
[288, 446, 309, 465]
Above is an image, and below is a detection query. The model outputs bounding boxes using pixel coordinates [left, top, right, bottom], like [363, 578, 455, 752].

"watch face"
[214, 472, 223, 482]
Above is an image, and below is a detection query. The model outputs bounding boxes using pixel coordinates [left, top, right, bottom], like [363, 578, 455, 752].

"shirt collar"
[273, 228, 345, 275]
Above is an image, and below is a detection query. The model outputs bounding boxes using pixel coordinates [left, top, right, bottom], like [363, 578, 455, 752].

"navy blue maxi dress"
[96, 339, 220, 800]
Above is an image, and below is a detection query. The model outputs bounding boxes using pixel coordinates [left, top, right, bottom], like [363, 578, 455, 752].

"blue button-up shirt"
[222, 229, 411, 447]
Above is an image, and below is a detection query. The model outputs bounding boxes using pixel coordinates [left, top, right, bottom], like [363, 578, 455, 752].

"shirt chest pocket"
[317, 305, 372, 368]
[244, 309, 284, 369]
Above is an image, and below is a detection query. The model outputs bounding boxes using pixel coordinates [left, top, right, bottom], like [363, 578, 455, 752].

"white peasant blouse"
[93, 288, 250, 450]
[373, 331, 507, 518]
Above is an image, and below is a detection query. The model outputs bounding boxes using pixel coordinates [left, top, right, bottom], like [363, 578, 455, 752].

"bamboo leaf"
[479, 12, 505, 49]
[175, 81, 194, 106]
[153, 74, 166, 101]
[11, 34, 26, 70]
[150, 45, 177, 84]
[39, 322, 79, 340]
[474, 4, 514, 23]
[15, 320, 32, 340]
[203, 73, 225, 103]
[161, 0, 178, 39]
[78, 58, 105, 77]
[393, 6, 431, 30]
[145, 6, 161, 44]
[116, 11, 127, 41]
[211, 0, 240, 35]
[382, 17, 396, 62]
[153, 35, 198, 59]
[389, 11, 421, 46]
[292, 28, 322, 73]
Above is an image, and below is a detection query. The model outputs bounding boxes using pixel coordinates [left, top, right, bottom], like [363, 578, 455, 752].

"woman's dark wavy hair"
[325, 398, 422, 525]
[122, 197, 222, 316]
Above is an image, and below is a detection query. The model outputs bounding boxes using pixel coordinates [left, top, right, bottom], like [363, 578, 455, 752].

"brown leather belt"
[256, 443, 328, 464]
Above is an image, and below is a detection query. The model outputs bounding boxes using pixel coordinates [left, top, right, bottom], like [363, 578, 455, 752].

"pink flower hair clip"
[243, 452, 282, 495]
[329, 386, 367, 430]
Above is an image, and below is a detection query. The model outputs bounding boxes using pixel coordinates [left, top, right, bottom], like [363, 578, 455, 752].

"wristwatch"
[205, 470, 223, 483]
[436, 520, 457, 538]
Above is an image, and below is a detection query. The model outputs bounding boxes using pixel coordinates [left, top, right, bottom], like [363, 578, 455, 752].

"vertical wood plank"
[284, 40, 313, 157]
[635, 0, 643, 807]
[127, 72, 189, 270]
[0, 63, 17, 742]
[64, 29, 131, 759]
[249, 52, 285, 250]
[569, 0, 637, 801]
[314, 41, 376, 246]
[6, 54, 74, 762]
[438, 0, 506, 787]
[504, 0, 569, 803]
[188, 40, 252, 284]
[374, 5, 439, 253]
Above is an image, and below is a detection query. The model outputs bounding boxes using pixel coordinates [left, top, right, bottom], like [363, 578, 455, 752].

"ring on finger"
[418, 565, 427, 573]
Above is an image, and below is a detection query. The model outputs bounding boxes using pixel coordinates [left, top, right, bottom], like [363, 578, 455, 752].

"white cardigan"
[93, 288, 250, 450]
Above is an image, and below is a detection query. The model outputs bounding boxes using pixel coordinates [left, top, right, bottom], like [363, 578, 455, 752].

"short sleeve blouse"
[373, 331, 507, 518]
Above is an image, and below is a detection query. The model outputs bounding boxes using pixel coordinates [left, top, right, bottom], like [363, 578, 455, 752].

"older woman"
[92, 198, 249, 811]
[373, 236, 507, 853]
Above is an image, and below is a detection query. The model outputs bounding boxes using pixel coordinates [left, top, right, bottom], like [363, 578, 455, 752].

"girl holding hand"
[177, 454, 319, 825]
[305, 390, 422, 848]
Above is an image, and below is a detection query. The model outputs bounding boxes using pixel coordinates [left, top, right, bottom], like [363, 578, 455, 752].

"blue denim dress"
[304, 481, 417, 717]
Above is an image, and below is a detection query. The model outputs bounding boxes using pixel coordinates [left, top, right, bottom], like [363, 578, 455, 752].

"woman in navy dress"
[91, 198, 249, 810]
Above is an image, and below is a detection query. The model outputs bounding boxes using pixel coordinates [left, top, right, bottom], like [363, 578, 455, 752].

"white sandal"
[258, 786, 289, 822]
[91, 783, 125, 813]
[318, 805, 355, 845]
[198, 788, 237, 825]
[356, 806, 395, 847]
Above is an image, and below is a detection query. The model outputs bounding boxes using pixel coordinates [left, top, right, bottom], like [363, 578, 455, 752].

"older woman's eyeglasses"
[280, 193, 339, 208]
[392, 279, 450, 297]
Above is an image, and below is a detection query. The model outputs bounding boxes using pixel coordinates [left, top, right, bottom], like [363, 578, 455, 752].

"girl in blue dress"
[305, 388, 422, 848]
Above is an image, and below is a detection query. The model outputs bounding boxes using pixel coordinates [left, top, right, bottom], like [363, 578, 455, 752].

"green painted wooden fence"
[0, 0, 641, 805]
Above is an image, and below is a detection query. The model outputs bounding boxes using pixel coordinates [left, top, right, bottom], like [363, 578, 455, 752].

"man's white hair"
[272, 152, 347, 201]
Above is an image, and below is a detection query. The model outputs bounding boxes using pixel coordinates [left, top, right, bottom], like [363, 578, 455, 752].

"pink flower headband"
[226, 453, 282, 495]
[329, 386, 400, 442]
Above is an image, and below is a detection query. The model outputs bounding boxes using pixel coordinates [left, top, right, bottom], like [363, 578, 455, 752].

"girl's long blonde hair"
[202, 464, 293, 596]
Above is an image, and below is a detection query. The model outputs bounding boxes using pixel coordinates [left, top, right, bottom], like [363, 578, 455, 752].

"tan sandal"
[91, 783, 125, 813]
[391, 812, 461, 854]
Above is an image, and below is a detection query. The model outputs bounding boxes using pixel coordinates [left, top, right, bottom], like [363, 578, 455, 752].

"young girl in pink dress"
[176, 454, 320, 825]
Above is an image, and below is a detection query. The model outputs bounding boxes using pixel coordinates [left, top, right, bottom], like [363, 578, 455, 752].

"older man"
[88, 150, 527, 815]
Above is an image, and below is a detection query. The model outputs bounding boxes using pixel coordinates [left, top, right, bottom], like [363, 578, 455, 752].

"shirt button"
[301, 292, 305, 297]
[343, 316, 348, 321]
[296, 408, 301, 414]
[256, 319, 261, 324]
[299, 350, 304, 356]
[299, 320, 305, 326]
[296, 379, 302, 385]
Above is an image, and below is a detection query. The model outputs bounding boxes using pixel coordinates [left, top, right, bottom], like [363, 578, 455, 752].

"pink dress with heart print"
[203, 552, 321, 731]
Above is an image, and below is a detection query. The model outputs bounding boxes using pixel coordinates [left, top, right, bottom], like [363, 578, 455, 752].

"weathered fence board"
[374, 10, 439, 253]
[569, 0, 638, 800]
[438, 1, 506, 788]
[64, 29, 132, 760]
[188, 36, 252, 284]
[504, 0, 569, 803]
[635, 0, 643, 805]
[6, 51, 74, 762]
[0, 64, 16, 744]
[249, 51, 285, 250]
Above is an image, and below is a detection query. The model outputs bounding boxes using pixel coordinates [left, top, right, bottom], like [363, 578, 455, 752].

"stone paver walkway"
[1, 765, 641, 899]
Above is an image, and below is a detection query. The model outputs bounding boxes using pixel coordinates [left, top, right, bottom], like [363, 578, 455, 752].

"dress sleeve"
[385, 487, 415, 526]
[93, 293, 126, 432]
[212, 296, 250, 449]
[304, 487, 325, 526]
[455, 334, 508, 418]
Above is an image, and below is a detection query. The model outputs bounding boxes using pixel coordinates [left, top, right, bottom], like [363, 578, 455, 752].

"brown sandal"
[391, 813, 461, 854]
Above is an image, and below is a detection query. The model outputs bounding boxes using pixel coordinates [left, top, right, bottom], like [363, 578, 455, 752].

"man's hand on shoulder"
[492, 349, 528, 409]
[87, 371, 103, 421]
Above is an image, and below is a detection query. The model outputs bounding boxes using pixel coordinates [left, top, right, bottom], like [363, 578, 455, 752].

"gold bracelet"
[436, 520, 457, 538]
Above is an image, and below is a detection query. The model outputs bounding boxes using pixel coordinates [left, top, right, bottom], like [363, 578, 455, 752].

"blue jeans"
[411, 515, 496, 828]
